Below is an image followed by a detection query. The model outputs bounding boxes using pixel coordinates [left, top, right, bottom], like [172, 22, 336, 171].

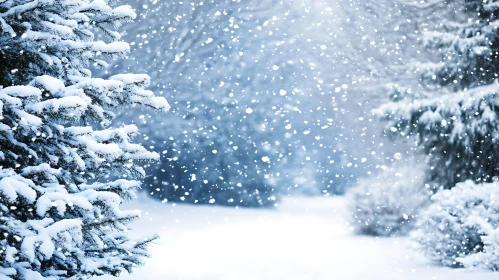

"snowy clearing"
[101, 196, 496, 280]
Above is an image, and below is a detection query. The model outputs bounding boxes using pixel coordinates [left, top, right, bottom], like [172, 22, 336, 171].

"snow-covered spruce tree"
[0, 0, 169, 279]
[376, 0, 499, 188]
[347, 164, 430, 237]
[414, 180, 499, 270]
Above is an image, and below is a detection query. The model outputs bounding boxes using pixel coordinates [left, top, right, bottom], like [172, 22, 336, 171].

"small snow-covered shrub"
[414, 180, 499, 270]
[348, 165, 430, 236]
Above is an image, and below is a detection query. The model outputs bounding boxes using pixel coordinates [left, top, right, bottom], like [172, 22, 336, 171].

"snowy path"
[101, 196, 496, 280]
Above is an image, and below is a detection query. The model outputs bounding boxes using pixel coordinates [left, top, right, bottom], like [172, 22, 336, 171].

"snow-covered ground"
[101, 196, 496, 280]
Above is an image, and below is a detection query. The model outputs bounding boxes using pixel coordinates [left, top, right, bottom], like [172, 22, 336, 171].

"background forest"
[114, 0, 417, 205]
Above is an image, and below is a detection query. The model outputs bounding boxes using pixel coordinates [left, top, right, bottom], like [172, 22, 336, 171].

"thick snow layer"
[102, 196, 497, 280]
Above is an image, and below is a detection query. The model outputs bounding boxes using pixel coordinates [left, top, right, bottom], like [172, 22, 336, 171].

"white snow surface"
[102, 196, 497, 280]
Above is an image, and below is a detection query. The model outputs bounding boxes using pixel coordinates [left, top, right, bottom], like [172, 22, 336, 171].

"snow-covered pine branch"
[0, 0, 168, 279]
[376, 0, 499, 188]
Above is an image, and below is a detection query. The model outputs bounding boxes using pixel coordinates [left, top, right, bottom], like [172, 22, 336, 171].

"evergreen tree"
[0, 0, 168, 278]
[377, 0, 499, 187]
